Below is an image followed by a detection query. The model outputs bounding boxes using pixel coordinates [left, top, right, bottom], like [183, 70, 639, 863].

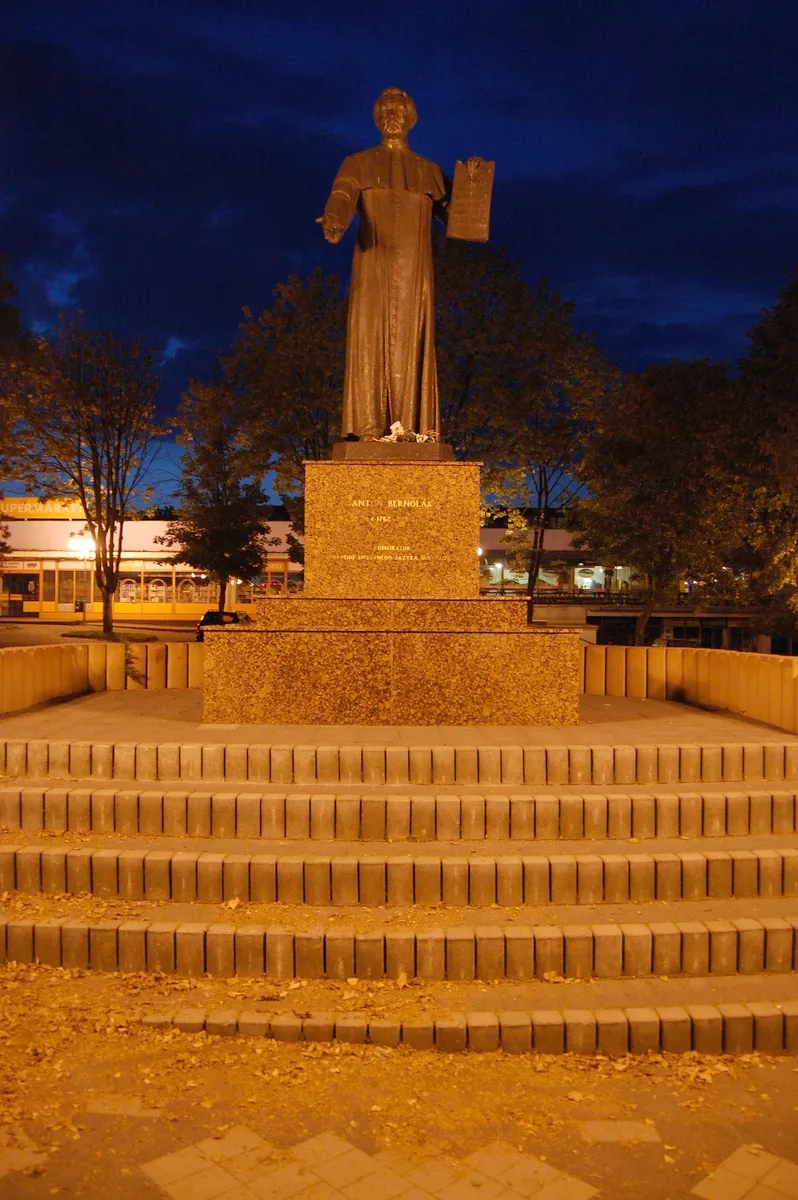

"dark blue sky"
[2, 0, 797, 416]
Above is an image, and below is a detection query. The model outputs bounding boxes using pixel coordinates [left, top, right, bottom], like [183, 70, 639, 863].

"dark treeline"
[2, 251, 797, 640]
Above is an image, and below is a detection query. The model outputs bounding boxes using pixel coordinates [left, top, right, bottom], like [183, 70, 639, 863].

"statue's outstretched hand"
[316, 216, 344, 244]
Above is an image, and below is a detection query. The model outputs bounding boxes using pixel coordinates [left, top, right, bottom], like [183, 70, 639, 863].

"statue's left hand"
[316, 215, 344, 244]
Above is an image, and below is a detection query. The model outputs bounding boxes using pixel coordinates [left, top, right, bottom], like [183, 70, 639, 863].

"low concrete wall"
[0, 645, 90, 716]
[0, 642, 206, 716]
[2, 641, 798, 734]
[584, 645, 798, 734]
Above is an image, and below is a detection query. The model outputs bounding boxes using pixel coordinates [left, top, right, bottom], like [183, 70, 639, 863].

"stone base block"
[303, 460, 481, 598]
[331, 441, 454, 461]
[254, 597, 528, 631]
[203, 628, 580, 726]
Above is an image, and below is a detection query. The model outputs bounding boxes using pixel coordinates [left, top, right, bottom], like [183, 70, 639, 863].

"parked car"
[195, 610, 252, 641]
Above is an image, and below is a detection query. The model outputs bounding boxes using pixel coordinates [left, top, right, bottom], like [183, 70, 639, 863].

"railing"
[479, 588, 654, 604]
[534, 589, 652, 605]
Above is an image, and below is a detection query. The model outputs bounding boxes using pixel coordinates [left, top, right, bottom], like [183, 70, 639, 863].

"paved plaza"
[1, 686, 797, 1196]
[1, 687, 795, 748]
[1, 959, 798, 1199]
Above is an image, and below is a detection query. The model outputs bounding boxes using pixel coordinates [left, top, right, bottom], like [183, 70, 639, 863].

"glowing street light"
[67, 532, 95, 559]
[67, 531, 95, 621]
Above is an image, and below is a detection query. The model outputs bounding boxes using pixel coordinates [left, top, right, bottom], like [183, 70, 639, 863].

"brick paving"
[692, 1146, 798, 1198]
[2, 689, 796, 748]
[2, 690, 798, 1197]
[140, 1127, 599, 1200]
[1, 971, 798, 1196]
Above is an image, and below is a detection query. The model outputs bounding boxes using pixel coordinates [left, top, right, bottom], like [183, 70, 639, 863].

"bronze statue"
[319, 88, 493, 441]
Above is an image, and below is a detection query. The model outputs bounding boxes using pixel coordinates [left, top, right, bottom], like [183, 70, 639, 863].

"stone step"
[7, 828, 798, 857]
[3, 784, 797, 841]
[137, 999, 798, 1055]
[4, 842, 798, 906]
[3, 736, 797, 787]
[8, 937, 794, 1053]
[5, 884, 797, 930]
[10, 930, 791, 1010]
[2, 911, 797, 981]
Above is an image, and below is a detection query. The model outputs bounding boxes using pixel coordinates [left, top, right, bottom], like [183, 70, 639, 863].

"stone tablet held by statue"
[446, 158, 495, 243]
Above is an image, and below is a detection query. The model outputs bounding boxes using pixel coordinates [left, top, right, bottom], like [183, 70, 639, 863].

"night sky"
[2, 0, 797, 431]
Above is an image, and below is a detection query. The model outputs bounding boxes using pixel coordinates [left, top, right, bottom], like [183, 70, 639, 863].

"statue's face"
[375, 92, 413, 137]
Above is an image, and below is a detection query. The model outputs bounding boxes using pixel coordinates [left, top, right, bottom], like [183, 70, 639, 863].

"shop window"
[57, 571, 75, 605]
[145, 576, 170, 602]
[74, 570, 92, 603]
[117, 577, 139, 603]
[177, 576, 217, 604]
[42, 570, 55, 602]
[575, 566, 605, 590]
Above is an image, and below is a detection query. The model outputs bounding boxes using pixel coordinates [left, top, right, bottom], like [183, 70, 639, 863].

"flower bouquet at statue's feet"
[376, 421, 438, 444]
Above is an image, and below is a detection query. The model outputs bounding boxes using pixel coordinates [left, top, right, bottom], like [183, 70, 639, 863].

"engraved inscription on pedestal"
[303, 461, 481, 599]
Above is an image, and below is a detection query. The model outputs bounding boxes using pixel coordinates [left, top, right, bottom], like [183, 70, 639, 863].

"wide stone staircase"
[1, 732, 797, 1056]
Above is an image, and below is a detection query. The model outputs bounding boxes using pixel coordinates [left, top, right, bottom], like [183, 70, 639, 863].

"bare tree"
[13, 322, 163, 632]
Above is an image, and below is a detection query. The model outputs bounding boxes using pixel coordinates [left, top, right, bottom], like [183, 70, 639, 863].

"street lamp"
[67, 532, 95, 621]
[477, 546, 490, 593]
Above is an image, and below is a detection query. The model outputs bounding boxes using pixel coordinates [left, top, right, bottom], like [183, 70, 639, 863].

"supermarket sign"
[1, 497, 86, 519]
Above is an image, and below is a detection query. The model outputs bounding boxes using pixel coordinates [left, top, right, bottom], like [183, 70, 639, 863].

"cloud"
[1, 0, 796, 406]
[163, 335, 189, 361]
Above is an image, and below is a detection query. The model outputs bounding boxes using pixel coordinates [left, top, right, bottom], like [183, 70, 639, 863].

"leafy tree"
[738, 266, 798, 606]
[223, 247, 608, 602]
[156, 382, 273, 612]
[10, 321, 163, 632]
[570, 359, 744, 643]
[224, 268, 345, 544]
[434, 237, 530, 459]
[479, 280, 613, 612]
[227, 249, 550, 545]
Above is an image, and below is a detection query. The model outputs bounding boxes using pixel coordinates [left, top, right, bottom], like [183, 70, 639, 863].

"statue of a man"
[318, 88, 447, 441]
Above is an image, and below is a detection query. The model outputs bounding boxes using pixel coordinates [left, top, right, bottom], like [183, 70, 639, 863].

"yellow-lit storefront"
[0, 499, 297, 620]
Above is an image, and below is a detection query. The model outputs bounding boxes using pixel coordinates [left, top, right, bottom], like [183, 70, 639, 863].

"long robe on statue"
[323, 145, 447, 439]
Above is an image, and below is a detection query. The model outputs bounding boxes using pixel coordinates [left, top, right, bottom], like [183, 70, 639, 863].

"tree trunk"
[101, 587, 114, 635]
[96, 560, 118, 636]
[634, 594, 656, 645]
[218, 575, 228, 612]
[525, 513, 548, 625]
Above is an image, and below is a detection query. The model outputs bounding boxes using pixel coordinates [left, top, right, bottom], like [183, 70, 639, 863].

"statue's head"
[373, 88, 417, 138]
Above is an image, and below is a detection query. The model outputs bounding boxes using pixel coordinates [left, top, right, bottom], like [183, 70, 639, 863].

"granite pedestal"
[203, 624, 579, 725]
[303, 459, 480, 599]
[203, 448, 581, 726]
